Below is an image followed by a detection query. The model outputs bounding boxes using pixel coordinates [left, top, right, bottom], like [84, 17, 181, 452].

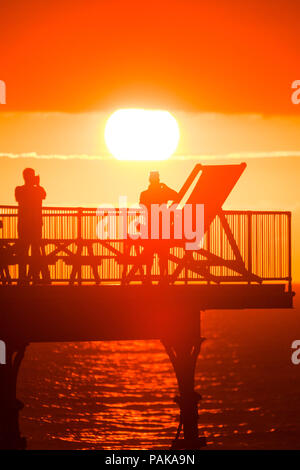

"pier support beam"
[0, 342, 27, 449]
[163, 337, 206, 449]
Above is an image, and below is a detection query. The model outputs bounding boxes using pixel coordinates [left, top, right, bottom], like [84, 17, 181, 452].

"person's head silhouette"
[23, 168, 38, 186]
[149, 171, 160, 186]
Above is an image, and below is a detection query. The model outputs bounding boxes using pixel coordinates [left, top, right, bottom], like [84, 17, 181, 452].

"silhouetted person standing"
[139, 171, 178, 284]
[15, 168, 47, 285]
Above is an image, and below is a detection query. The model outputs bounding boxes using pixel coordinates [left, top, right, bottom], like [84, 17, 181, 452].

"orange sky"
[1, 0, 300, 114]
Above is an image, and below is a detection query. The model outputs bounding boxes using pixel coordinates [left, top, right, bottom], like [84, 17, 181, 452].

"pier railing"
[0, 205, 292, 289]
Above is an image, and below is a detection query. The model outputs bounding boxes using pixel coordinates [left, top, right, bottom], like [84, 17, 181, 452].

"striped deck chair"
[168, 162, 261, 284]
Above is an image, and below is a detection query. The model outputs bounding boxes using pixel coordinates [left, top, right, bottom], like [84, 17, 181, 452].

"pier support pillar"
[0, 342, 27, 449]
[163, 337, 206, 449]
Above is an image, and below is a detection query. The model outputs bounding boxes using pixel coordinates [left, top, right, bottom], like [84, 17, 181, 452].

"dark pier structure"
[0, 164, 294, 449]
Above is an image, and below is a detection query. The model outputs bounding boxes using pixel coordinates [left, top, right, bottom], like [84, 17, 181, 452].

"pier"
[0, 164, 294, 450]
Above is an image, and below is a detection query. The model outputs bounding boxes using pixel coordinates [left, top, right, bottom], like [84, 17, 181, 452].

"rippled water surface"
[18, 287, 300, 450]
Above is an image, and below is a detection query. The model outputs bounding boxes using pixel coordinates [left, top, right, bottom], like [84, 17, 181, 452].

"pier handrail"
[0, 205, 292, 290]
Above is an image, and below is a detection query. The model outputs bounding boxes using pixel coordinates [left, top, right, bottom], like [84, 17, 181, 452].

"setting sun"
[104, 109, 180, 160]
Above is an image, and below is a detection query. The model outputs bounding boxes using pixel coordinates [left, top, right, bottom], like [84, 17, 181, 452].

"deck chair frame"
[120, 163, 262, 285]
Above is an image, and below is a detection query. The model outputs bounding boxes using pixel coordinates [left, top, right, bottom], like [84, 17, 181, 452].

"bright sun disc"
[105, 109, 180, 160]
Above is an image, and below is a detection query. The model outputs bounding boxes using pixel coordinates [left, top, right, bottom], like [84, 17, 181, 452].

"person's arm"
[41, 187, 46, 200]
[35, 175, 46, 200]
[15, 186, 20, 203]
[139, 191, 145, 205]
[38, 185, 46, 200]
[161, 184, 178, 202]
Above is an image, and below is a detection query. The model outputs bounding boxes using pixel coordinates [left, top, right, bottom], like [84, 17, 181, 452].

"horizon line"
[1, 151, 300, 161]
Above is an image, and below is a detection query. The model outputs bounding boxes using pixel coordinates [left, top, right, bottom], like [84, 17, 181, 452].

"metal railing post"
[247, 211, 252, 283]
[207, 224, 211, 285]
[77, 208, 82, 285]
[288, 212, 292, 293]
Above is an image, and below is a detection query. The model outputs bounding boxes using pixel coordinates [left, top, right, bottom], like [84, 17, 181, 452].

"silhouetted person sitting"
[15, 168, 47, 285]
[139, 171, 178, 284]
